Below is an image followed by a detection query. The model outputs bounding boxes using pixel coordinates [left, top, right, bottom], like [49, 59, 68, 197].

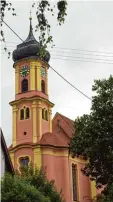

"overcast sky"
[1, 0, 113, 146]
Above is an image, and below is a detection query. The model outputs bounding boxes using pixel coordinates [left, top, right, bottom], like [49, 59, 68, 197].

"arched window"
[25, 107, 30, 119]
[72, 164, 77, 201]
[21, 79, 28, 93]
[20, 109, 24, 120]
[45, 110, 48, 121]
[42, 108, 45, 119]
[41, 80, 45, 93]
[19, 156, 29, 168]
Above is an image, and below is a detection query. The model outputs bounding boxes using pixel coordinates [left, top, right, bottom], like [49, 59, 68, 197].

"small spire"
[24, 10, 36, 43]
[29, 10, 32, 32]
[29, 10, 32, 21]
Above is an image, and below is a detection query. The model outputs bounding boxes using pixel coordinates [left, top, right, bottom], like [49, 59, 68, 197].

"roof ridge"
[57, 112, 74, 122]
[57, 113, 74, 131]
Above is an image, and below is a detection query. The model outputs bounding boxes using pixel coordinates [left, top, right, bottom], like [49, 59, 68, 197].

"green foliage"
[33, 1, 67, 47]
[95, 183, 113, 202]
[20, 165, 63, 202]
[1, 173, 46, 202]
[1, 0, 16, 58]
[1, 0, 67, 58]
[1, 165, 63, 202]
[70, 75, 113, 188]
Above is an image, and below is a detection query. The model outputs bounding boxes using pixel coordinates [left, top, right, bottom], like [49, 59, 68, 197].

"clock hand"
[22, 69, 27, 73]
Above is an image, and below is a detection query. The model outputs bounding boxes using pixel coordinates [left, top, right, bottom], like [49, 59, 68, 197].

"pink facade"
[42, 150, 92, 202]
[16, 102, 33, 145]
[42, 154, 71, 202]
[77, 163, 91, 202]
[42, 119, 49, 134]
[10, 65, 94, 202]
[16, 90, 48, 100]
[9, 22, 94, 202]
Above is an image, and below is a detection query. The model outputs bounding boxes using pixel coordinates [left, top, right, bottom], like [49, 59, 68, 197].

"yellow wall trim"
[32, 101, 37, 143]
[45, 66, 48, 95]
[42, 151, 68, 157]
[30, 62, 35, 90]
[69, 155, 88, 164]
[37, 101, 42, 138]
[13, 58, 49, 68]
[91, 181, 96, 199]
[10, 96, 54, 108]
[15, 66, 19, 94]
[34, 147, 42, 169]
[9, 145, 88, 164]
[12, 105, 17, 147]
[36, 62, 41, 91]
[48, 108, 52, 132]
[9, 152, 14, 166]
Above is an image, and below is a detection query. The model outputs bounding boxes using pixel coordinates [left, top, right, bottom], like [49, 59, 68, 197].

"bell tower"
[10, 16, 54, 149]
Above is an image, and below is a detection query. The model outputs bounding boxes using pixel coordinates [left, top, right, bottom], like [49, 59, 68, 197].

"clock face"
[41, 67, 46, 77]
[20, 65, 30, 77]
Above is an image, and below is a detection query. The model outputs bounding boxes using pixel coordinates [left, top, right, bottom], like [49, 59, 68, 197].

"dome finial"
[28, 10, 33, 35]
[29, 10, 32, 21]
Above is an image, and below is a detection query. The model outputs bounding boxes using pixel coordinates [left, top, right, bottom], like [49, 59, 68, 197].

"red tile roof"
[52, 112, 74, 138]
[39, 132, 68, 147]
[57, 113, 74, 132]
[9, 113, 74, 149]
[39, 112, 75, 147]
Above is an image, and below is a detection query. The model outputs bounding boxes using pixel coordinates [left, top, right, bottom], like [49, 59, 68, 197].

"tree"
[70, 76, 113, 189]
[1, 166, 64, 202]
[1, 173, 46, 202]
[1, 0, 67, 57]
[95, 183, 113, 202]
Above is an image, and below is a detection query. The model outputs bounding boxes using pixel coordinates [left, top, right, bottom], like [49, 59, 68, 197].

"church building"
[9, 16, 96, 202]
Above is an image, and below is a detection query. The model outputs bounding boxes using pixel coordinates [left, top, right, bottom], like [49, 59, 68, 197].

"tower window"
[23, 131, 27, 135]
[21, 79, 28, 93]
[25, 107, 30, 119]
[42, 108, 45, 119]
[19, 157, 29, 168]
[20, 109, 24, 120]
[20, 107, 30, 120]
[41, 80, 45, 93]
[72, 164, 77, 201]
[45, 110, 48, 121]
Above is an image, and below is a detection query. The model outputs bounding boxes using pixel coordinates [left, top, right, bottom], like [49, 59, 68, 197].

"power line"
[1, 46, 113, 58]
[53, 46, 113, 55]
[1, 45, 113, 62]
[50, 50, 113, 58]
[51, 57, 113, 65]
[3, 20, 23, 42]
[1, 47, 113, 64]
[2, 20, 92, 101]
[50, 65, 91, 101]
[1, 40, 113, 55]
[51, 54, 113, 62]
[1, 51, 113, 65]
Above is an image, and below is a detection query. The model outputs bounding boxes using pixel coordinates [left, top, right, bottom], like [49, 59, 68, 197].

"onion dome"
[12, 16, 50, 63]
